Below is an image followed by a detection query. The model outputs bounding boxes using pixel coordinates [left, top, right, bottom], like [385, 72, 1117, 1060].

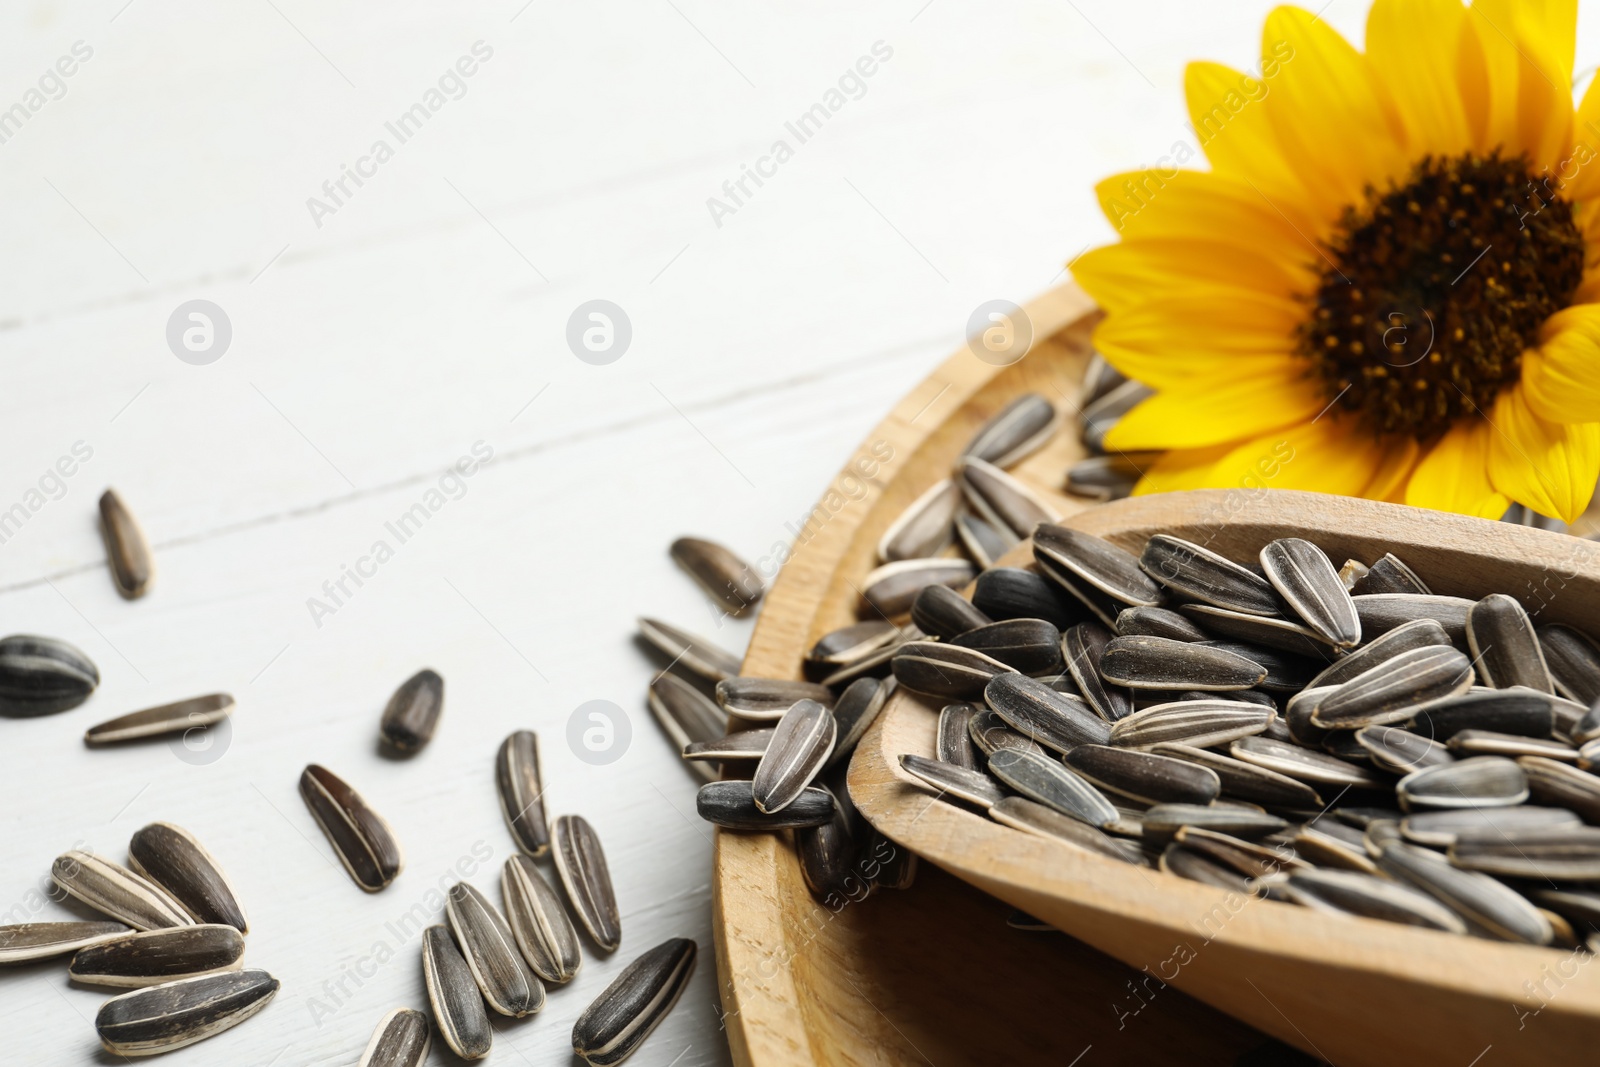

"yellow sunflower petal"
[1104, 373, 1324, 452]
[1201, 417, 1382, 497]
[1404, 419, 1509, 518]
[1465, 0, 1575, 168]
[1185, 61, 1306, 204]
[1521, 303, 1600, 424]
[1365, 0, 1474, 158]
[1090, 288, 1304, 388]
[1364, 437, 1421, 502]
[1070, 238, 1311, 316]
[1092, 168, 1317, 246]
[1564, 80, 1600, 202]
[1485, 384, 1600, 522]
[1131, 445, 1233, 496]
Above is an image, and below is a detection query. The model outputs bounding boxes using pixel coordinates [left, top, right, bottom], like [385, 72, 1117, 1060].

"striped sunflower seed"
[69, 924, 243, 988]
[1400, 806, 1581, 847]
[988, 797, 1145, 863]
[1350, 553, 1431, 596]
[1161, 845, 1255, 892]
[1520, 755, 1600, 821]
[670, 537, 763, 615]
[1355, 725, 1454, 775]
[1149, 743, 1323, 808]
[971, 566, 1080, 628]
[1064, 455, 1146, 502]
[52, 851, 192, 931]
[1284, 868, 1465, 932]
[1229, 736, 1388, 789]
[1202, 642, 1318, 694]
[1138, 535, 1279, 615]
[423, 924, 491, 1060]
[962, 392, 1057, 468]
[496, 730, 550, 856]
[1259, 538, 1361, 647]
[1173, 826, 1304, 879]
[1354, 594, 1472, 646]
[1295, 825, 1380, 874]
[1081, 351, 1128, 406]
[1527, 888, 1600, 932]
[0, 921, 127, 964]
[967, 708, 1042, 758]
[128, 822, 248, 933]
[909, 584, 992, 640]
[1034, 555, 1123, 627]
[572, 938, 696, 1067]
[806, 620, 899, 670]
[1449, 827, 1600, 880]
[1100, 636, 1266, 691]
[1114, 606, 1208, 642]
[984, 673, 1110, 752]
[1537, 624, 1600, 704]
[379, 668, 443, 753]
[1140, 803, 1288, 843]
[752, 700, 836, 813]
[1448, 730, 1578, 761]
[446, 882, 544, 1016]
[96, 969, 278, 1056]
[84, 693, 234, 746]
[99, 489, 154, 600]
[1397, 756, 1528, 810]
[952, 618, 1063, 674]
[877, 479, 959, 562]
[796, 796, 858, 902]
[1308, 646, 1474, 729]
[649, 674, 726, 782]
[683, 728, 773, 762]
[0, 634, 99, 716]
[1410, 687, 1558, 740]
[638, 618, 742, 683]
[1110, 701, 1274, 750]
[899, 754, 1005, 809]
[1033, 525, 1163, 608]
[300, 764, 403, 891]
[715, 677, 834, 720]
[827, 677, 894, 772]
[818, 627, 911, 688]
[987, 748, 1117, 826]
[937, 703, 979, 769]
[1467, 594, 1552, 693]
[1283, 686, 1335, 746]
[955, 457, 1058, 540]
[893, 642, 1016, 700]
[551, 815, 621, 952]
[955, 510, 1017, 568]
[861, 558, 976, 618]
[1063, 745, 1220, 805]
[358, 1007, 431, 1067]
[1179, 604, 1334, 659]
[1376, 842, 1551, 943]
[1081, 379, 1153, 450]
[503, 855, 582, 984]
[1063, 622, 1133, 722]
[1574, 700, 1600, 745]
[1305, 618, 1452, 691]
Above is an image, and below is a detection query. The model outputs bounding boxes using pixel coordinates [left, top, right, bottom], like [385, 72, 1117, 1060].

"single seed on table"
[52, 851, 192, 931]
[955, 457, 1058, 540]
[899, 754, 1005, 809]
[752, 699, 837, 813]
[0, 921, 127, 964]
[84, 693, 234, 746]
[1376, 842, 1552, 944]
[358, 1007, 431, 1067]
[378, 668, 444, 753]
[971, 566, 1080, 628]
[1228, 736, 1389, 789]
[1140, 803, 1288, 843]
[502, 855, 582, 984]
[1110, 701, 1274, 750]
[1034, 555, 1123, 627]
[1063, 622, 1133, 722]
[423, 924, 492, 1060]
[1178, 604, 1334, 659]
[877, 478, 960, 562]
[1099, 635, 1267, 691]
[1410, 686, 1558, 740]
[571, 938, 696, 1067]
[1033, 525, 1164, 608]
[806, 620, 899, 670]
[1308, 645, 1474, 729]
[1284, 868, 1466, 932]
[446, 881, 544, 1017]
[892, 641, 1017, 700]
[796, 794, 859, 901]
[683, 728, 773, 762]
[988, 797, 1145, 864]
[551, 815, 621, 952]
[952, 618, 1063, 674]
[825, 677, 894, 771]
[1306, 618, 1453, 690]
[68, 924, 244, 988]
[0, 633, 99, 716]
[1259, 537, 1361, 647]
[955, 510, 1016, 568]
[300, 764, 403, 891]
[986, 748, 1118, 827]
[714, 677, 834, 720]
[860, 558, 976, 617]
[1063, 745, 1220, 806]
[1114, 606, 1208, 642]
[1350, 553, 1431, 596]
[1138, 535, 1280, 615]
[1537, 624, 1600, 704]
[1399, 807, 1581, 848]
[1149, 743, 1324, 808]
[670, 536, 763, 614]
[648, 674, 725, 782]
[637, 618, 742, 683]
[1354, 594, 1472, 646]
[128, 822, 249, 933]
[967, 707, 1043, 758]
[984, 673, 1110, 753]
[909, 584, 992, 640]
[1519, 755, 1600, 821]
[95, 969, 279, 1056]
[1466, 594, 1552, 693]
[1397, 756, 1528, 811]
[1355, 725, 1454, 775]
[961, 392, 1057, 468]
[937, 703, 979, 770]
[496, 730, 550, 857]
[1447, 729, 1578, 761]
[99, 489, 155, 600]
[1449, 826, 1600, 880]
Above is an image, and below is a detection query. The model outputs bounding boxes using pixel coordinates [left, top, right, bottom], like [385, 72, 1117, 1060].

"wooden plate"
[851, 491, 1600, 1066]
[712, 283, 1283, 1065]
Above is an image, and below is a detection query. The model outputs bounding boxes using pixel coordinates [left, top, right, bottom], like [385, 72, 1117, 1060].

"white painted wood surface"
[0, 1, 1503, 1063]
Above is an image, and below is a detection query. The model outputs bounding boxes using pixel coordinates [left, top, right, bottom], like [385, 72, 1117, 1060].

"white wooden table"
[0, 2, 1393, 1063]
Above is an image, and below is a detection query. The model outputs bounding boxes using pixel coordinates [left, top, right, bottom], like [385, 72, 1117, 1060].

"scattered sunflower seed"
[1538, 624, 1600, 705]
[95, 971, 277, 1056]
[989, 797, 1144, 863]
[423, 924, 492, 1060]
[502, 856, 581, 985]
[1229, 737, 1388, 789]
[0, 634, 99, 716]
[1063, 745, 1220, 805]
[1466, 594, 1552, 693]
[446, 881, 544, 1017]
[1397, 756, 1529, 811]
[638, 618, 742, 682]
[379, 669, 444, 753]
[807, 620, 899, 670]
[962, 393, 1057, 468]
[899, 754, 1005, 809]
[683, 728, 772, 762]
[937, 703, 979, 769]
[1033, 525, 1163, 608]
[1063, 455, 1145, 502]
[796, 796, 858, 901]
[1308, 646, 1474, 729]
[1081, 379, 1153, 451]
[1139, 534, 1280, 615]
[967, 707, 1042, 759]
[358, 1007, 431, 1067]
[1179, 604, 1334, 659]
[1284, 868, 1465, 932]
[1520, 755, 1600, 822]
[1353, 594, 1472, 646]
[892, 641, 1016, 699]
[1063, 622, 1133, 722]
[971, 566, 1080, 628]
[1150, 743, 1323, 808]
[1355, 725, 1454, 775]
[84, 693, 234, 746]
[1111, 701, 1274, 750]
[1305, 618, 1453, 691]
[955, 511, 1016, 568]
[1449, 826, 1600, 880]
[984, 673, 1110, 752]
[128, 822, 248, 933]
[826, 677, 894, 772]
[955, 457, 1058, 540]
[1100, 635, 1267, 691]
[877, 479, 960, 562]
[986, 748, 1117, 827]
[52, 851, 192, 931]
[861, 558, 976, 617]
[670, 537, 763, 615]
[1114, 606, 1208, 642]
[752, 700, 837, 813]
[715, 678, 834, 720]
[0, 921, 128, 965]
[1410, 687, 1558, 740]
[952, 618, 1062, 674]
[1376, 842, 1551, 943]
[571, 938, 696, 1067]
[99, 489, 154, 600]
[496, 730, 551, 857]
[1399, 806, 1581, 847]
[909, 584, 992, 640]
[649, 675, 725, 782]
[1447, 730, 1578, 761]
[1259, 537, 1361, 647]
[1140, 803, 1288, 842]
[1351, 553, 1430, 596]
[69, 924, 244, 988]
[300, 764, 403, 892]
[551, 815, 621, 952]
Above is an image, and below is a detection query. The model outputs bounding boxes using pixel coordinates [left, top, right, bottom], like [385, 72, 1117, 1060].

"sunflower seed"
[1520, 755, 1600, 822]
[1081, 379, 1153, 451]
[972, 567, 1081, 628]
[496, 731, 550, 857]
[683, 728, 773, 762]
[95, 969, 278, 1056]
[503, 855, 582, 984]
[861, 558, 976, 617]
[807, 620, 899, 670]
[1114, 606, 1208, 642]
[1538, 624, 1600, 704]
[99, 489, 154, 600]
[446, 881, 544, 1016]
[670, 537, 763, 615]
[1063, 745, 1220, 805]
[1376, 842, 1551, 943]
[988, 797, 1145, 863]
[1397, 756, 1528, 810]
[1202, 643, 1319, 694]
[1081, 351, 1128, 407]
[818, 631, 907, 689]
[84, 693, 234, 746]
[551, 815, 621, 952]
[1111, 701, 1274, 749]
[1465, 594, 1552, 693]
[967, 708, 1042, 758]
[638, 618, 742, 682]
[127, 822, 248, 933]
[1100, 635, 1267, 691]
[1284, 868, 1465, 932]
[1410, 687, 1558, 740]
[1179, 604, 1334, 659]
[900, 754, 1004, 809]
[1527, 888, 1600, 932]
[1229, 737, 1388, 788]
[1256, 538, 1360, 647]
[1450, 827, 1600, 880]
[987, 748, 1117, 826]
[52, 851, 192, 931]
[0, 921, 127, 964]
[1035, 555, 1123, 627]
[825, 677, 893, 772]
[359, 1007, 431, 1067]
[1161, 845, 1255, 891]
[1354, 594, 1472, 646]
[1149, 743, 1323, 808]
[0, 634, 99, 716]
[1309, 646, 1474, 729]
[649, 675, 725, 782]
[1064, 455, 1145, 502]
[752, 700, 836, 813]
[1582, 738, 1600, 768]
[962, 392, 1057, 468]
[378, 668, 443, 753]
[984, 673, 1110, 752]
[878, 479, 960, 562]
[954, 511, 1016, 567]
[910, 584, 992, 641]
[1033, 525, 1163, 608]
[1355, 725, 1454, 774]
[300, 765, 403, 891]
[1400, 806, 1581, 847]
[423, 924, 492, 1060]
[955, 457, 1057, 540]
[1308, 619, 1454, 692]
[1351, 553, 1431, 595]
[1173, 826, 1304, 878]
[1283, 686, 1336, 746]
[69, 924, 244, 988]
[1063, 622, 1133, 722]
[714, 677, 833, 720]
[572, 938, 696, 1067]
[1448, 730, 1578, 761]
[893, 642, 1016, 699]
[1006, 909, 1055, 931]
[953, 619, 1062, 674]
[796, 794, 860, 902]
[1295, 825, 1380, 874]
[1138, 535, 1280, 615]
[1338, 559, 1369, 591]
[1574, 700, 1600, 745]
[937, 703, 979, 769]
[868, 827, 918, 890]
[1141, 803, 1287, 842]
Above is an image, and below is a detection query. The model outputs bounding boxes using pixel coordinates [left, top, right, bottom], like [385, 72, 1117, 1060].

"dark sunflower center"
[1298, 152, 1584, 439]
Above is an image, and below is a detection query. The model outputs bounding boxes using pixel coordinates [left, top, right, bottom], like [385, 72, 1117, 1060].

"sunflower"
[1071, 0, 1600, 523]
